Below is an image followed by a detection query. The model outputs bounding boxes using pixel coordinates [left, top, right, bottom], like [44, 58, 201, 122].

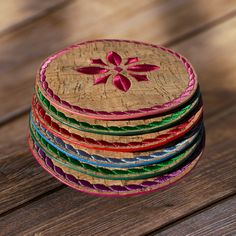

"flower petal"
[76, 66, 109, 75]
[129, 73, 149, 81]
[107, 51, 122, 66]
[94, 74, 111, 85]
[113, 74, 131, 92]
[91, 58, 107, 66]
[127, 64, 160, 72]
[124, 57, 139, 65]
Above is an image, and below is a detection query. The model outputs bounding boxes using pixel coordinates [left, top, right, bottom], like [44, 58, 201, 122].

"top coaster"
[38, 39, 197, 120]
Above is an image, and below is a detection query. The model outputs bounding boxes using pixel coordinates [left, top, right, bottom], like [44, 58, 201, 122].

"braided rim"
[31, 115, 202, 168]
[32, 97, 203, 152]
[36, 87, 200, 135]
[30, 123, 201, 180]
[39, 39, 198, 120]
[28, 136, 203, 196]
[31, 134, 196, 181]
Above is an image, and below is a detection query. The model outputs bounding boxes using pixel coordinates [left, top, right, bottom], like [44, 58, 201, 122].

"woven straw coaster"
[35, 86, 201, 135]
[37, 39, 198, 120]
[30, 121, 203, 180]
[28, 136, 204, 196]
[28, 39, 204, 196]
[32, 96, 203, 152]
[31, 113, 203, 168]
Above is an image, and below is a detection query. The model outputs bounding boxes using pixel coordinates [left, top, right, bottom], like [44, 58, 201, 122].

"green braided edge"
[30, 122, 200, 180]
[36, 88, 200, 136]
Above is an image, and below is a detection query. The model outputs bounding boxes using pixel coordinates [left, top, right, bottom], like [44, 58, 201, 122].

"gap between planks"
[144, 192, 236, 236]
[0, 185, 66, 218]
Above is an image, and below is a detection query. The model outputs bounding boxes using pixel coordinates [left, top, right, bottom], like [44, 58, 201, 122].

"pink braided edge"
[28, 136, 203, 197]
[39, 39, 197, 120]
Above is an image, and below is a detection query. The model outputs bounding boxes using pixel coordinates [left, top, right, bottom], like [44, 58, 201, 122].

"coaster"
[30, 122, 203, 180]
[32, 97, 203, 152]
[28, 39, 204, 197]
[37, 39, 198, 120]
[36, 86, 200, 135]
[29, 136, 204, 196]
[31, 114, 202, 168]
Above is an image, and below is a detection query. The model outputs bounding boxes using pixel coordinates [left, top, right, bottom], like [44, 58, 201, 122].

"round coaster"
[31, 113, 202, 168]
[29, 136, 203, 196]
[36, 86, 200, 135]
[30, 123, 202, 180]
[37, 39, 198, 120]
[32, 97, 203, 152]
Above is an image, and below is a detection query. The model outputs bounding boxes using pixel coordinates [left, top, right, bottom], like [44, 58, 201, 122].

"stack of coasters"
[28, 39, 205, 197]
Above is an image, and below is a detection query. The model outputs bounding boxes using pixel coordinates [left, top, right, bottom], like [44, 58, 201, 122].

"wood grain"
[0, 0, 69, 34]
[155, 195, 236, 236]
[0, 115, 61, 215]
[0, 9, 236, 216]
[0, 0, 235, 121]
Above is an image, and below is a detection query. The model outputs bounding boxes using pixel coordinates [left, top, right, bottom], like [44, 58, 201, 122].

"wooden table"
[0, 1, 236, 235]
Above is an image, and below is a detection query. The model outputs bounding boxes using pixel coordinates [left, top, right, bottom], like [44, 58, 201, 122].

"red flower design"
[75, 51, 160, 92]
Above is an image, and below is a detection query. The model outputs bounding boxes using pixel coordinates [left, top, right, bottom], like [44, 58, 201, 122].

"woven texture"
[30, 123, 203, 180]
[36, 87, 200, 135]
[28, 39, 205, 196]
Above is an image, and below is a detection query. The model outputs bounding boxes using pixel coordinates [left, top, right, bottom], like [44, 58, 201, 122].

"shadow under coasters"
[29, 39, 205, 197]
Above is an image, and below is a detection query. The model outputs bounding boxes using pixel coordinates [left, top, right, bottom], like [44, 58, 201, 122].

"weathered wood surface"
[0, 1, 236, 235]
[0, 0, 69, 35]
[154, 196, 236, 236]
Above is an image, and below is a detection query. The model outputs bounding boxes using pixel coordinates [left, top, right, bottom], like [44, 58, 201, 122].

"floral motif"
[75, 51, 160, 92]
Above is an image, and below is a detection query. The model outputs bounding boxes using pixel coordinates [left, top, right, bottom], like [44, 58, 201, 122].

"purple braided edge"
[39, 39, 197, 117]
[33, 142, 198, 192]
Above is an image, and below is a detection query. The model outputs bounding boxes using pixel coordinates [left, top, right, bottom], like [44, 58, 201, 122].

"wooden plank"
[0, 0, 235, 121]
[155, 195, 236, 236]
[174, 16, 236, 116]
[0, 16, 236, 233]
[0, 115, 61, 214]
[0, 0, 69, 34]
